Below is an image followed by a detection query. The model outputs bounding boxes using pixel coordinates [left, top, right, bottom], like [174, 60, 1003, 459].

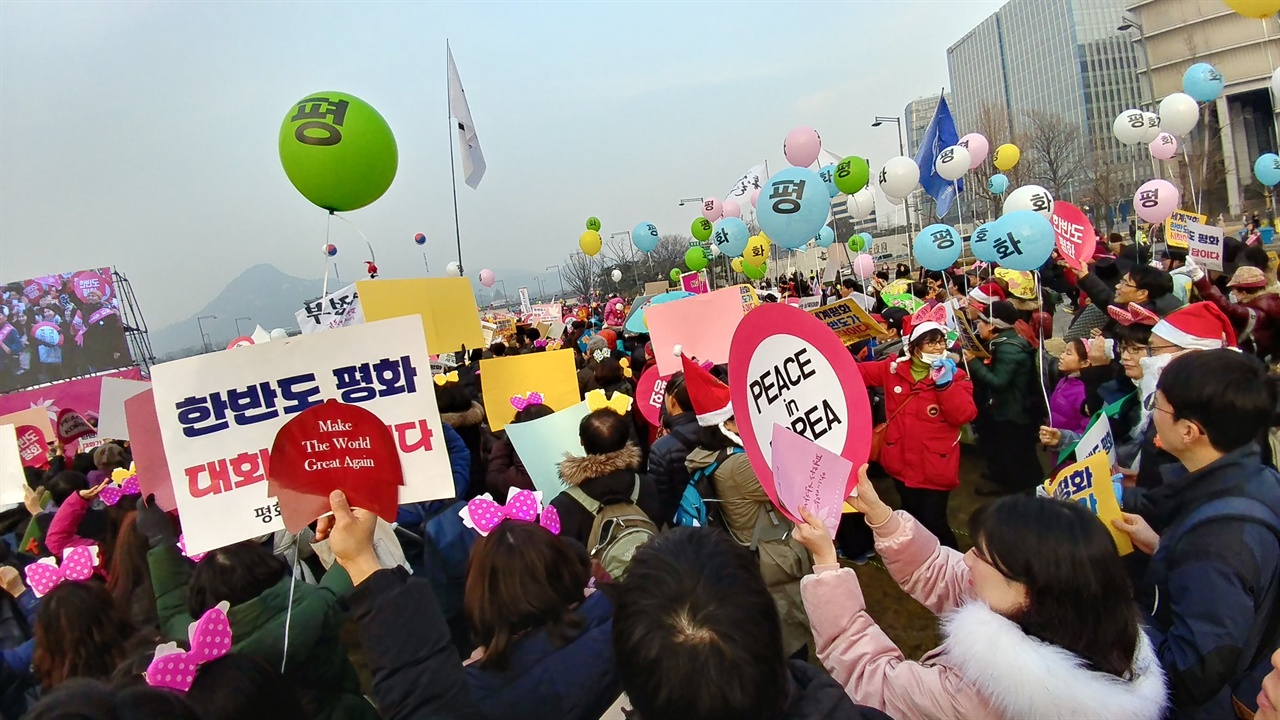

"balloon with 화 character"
[743, 262, 767, 281]
[934, 145, 970, 182]
[445, 261, 462, 277]
[1134, 179, 1180, 223]
[278, 92, 398, 213]
[1254, 153, 1280, 187]
[633, 221, 660, 252]
[611, 269, 623, 283]
[669, 268, 682, 283]
[579, 230, 603, 256]
[913, 224, 963, 271]
[969, 221, 1001, 263]
[1149, 132, 1178, 161]
[691, 217, 714, 242]
[743, 235, 770, 269]
[987, 173, 1009, 195]
[322, 243, 338, 257]
[701, 198, 723, 222]
[853, 253, 875, 278]
[685, 246, 709, 272]
[877, 156, 920, 198]
[1224, 0, 1280, 19]
[413, 232, 427, 246]
[815, 225, 835, 248]
[710, 217, 750, 258]
[586, 217, 602, 232]
[783, 126, 822, 167]
[731, 257, 745, 273]
[1003, 184, 1054, 219]
[818, 165, 840, 198]
[992, 143, 1020, 171]
[479, 269, 496, 288]
[990, 210, 1056, 272]
[833, 155, 870, 195]
[1112, 109, 1147, 145]
[1140, 112, 1161, 143]
[1157, 93, 1199, 136]
[1182, 63, 1224, 103]
[957, 133, 989, 169]
[722, 198, 741, 218]
[756, 167, 830, 250]
[845, 186, 875, 220]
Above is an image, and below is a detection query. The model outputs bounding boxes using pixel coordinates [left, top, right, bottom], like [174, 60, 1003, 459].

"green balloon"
[834, 156, 870, 195]
[685, 247, 709, 272]
[586, 217, 601, 232]
[743, 262, 767, 280]
[279, 92, 398, 213]
[691, 217, 714, 242]
[670, 268, 682, 282]
[847, 235, 866, 253]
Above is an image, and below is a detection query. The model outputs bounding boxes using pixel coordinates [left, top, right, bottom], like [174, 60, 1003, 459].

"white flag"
[447, 45, 486, 189]
[726, 162, 766, 200]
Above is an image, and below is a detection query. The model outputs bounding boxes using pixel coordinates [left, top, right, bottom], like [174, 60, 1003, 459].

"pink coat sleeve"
[45, 492, 95, 556]
[874, 511, 974, 617]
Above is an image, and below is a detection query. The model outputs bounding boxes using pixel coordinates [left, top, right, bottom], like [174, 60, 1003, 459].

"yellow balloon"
[1224, 0, 1280, 17]
[758, 233, 772, 255]
[731, 257, 745, 273]
[743, 236, 769, 268]
[579, 230, 602, 256]
[993, 143, 1020, 171]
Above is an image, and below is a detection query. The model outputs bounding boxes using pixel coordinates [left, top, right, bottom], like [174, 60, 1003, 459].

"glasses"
[1118, 280, 1138, 290]
[918, 337, 947, 350]
[1120, 342, 1179, 358]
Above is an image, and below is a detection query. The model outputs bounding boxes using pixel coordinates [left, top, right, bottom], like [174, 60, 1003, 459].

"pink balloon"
[722, 198, 741, 218]
[701, 198, 723, 222]
[1148, 132, 1178, 161]
[1134, 179, 1180, 224]
[958, 133, 990, 170]
[479, 268, 496, 287]
[750, 188, 761, 208]
[783, 126, 822, 167]
[853, 254, 875, 278]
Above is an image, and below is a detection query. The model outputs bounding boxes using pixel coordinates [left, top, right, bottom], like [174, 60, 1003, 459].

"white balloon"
[1112, 109, 1147, 145]
[1003, 184, 1055, 219]
[269, 328, 288, 340]
[611, 269, 622, 282]
[883, 192, 904, 206]
[934, 145, 971, 182]
[845, 187, 875, 220]
[1158, 92, 1199, 136]
[1140, 112, 1162, 143]
[878, 156, 920, 198]
[445, 261, 462, 277]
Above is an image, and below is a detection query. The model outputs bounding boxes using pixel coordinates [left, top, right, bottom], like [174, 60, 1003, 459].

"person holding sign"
[794, 467, 1167, 720]
[1188, 261, 1280, 359]
[1114, 350, 1280, 719]
[858, 305, 976, 548]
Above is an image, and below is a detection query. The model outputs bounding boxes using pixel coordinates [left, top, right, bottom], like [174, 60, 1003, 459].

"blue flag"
[913, 96, 963, 219]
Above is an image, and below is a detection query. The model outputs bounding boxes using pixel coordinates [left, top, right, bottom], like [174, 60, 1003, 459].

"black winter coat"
[550, 445, 660, 549]
[646, 412, 700, 526]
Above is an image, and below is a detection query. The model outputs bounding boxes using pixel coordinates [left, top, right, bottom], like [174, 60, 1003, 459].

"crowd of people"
[0, 222, 1278, 720]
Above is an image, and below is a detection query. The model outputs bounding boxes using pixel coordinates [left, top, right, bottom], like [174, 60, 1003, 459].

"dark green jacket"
[968, 328, 1036, 424]
[149, 544, 377, 720]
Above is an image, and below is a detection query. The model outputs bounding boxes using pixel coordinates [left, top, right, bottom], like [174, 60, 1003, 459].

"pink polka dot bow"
[25, 546, 99, 597]
[145, 601, 233, 692]
[100, 475, 141, 506]
[462, 489, 560, 536]
[509, 391, 545, 412]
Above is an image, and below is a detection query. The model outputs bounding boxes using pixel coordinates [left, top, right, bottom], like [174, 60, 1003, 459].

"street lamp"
[546, 265, 564, 296]
[496, 280, 508, 304]
[678, 196, 705, 206]
[1118, 16, 1156, 110]
[533, 275, 544, 299]
[234, 316, 251, 336]
[196, 314, 217, 353]
[872, 115, 917, 239]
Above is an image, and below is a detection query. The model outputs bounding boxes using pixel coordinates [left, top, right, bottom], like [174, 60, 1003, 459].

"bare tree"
[1082, 144, 1131, 234]
[561, 252, 598, 299]
[1020, 109, 1085, 200]
[965, 102, 1028, 222]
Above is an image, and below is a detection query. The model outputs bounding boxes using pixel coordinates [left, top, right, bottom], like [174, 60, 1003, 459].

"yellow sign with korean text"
[1043, 452, 1133, 555]
[1165, 210, 1207, 249]
[808, 298, 889, 346]
[356, 278, 484, 354]
[479, 349, 580, 432]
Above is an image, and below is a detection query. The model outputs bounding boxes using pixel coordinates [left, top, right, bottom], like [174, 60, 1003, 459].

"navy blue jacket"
[1124, 444, 1280, 718]
[466, 591, 620, 720]
[647, 411, 700, 526]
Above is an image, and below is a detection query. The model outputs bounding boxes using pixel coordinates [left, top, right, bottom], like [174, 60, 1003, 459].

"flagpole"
[447, 41, 464, 275]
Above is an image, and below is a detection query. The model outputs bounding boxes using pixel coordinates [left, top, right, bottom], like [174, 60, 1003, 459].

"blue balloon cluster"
[989, 210, 1056, 271]
[815, 225, 835, 248]
[756, 167, 831, 250]
[912, 224, 963, 271]
[711, 217, 750, 257]
[969, 222, 1001, 263]
[1255, 153, 1280, 188]
[988, 174, 1009, 195]
[818, 164, 840, 198]
[632, 221, 661, 252]
[1182, 63, 1224, 103]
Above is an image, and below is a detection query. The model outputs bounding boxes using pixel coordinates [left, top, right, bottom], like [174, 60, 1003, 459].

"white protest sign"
[0, 425, 25, 508]
[518, 287, 532, 315]
[296, 284, 364, 334]
[1074, 413, 1117, 469]
[96, 377, 152, 440]
[1185, 222, 1225, 272]
[149, 316, 454, 555]
[798, 295, 822, 311]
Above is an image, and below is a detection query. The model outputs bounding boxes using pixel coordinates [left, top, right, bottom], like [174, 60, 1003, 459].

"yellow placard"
[994, 268, 1035, 299]
[1043, 452, 1133, 555]
[479, 349, 580, 432]
[1166, 210, 1207, 249]
[356, 278, 484, 354]
[808, 298, 889, 346]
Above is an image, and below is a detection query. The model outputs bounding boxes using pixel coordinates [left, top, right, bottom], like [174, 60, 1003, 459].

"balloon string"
[331, 213, 376, 266]
[1181, 144, 1200, 215]
[1034, 271, 1053, 429]
[322, 213, 333, 299]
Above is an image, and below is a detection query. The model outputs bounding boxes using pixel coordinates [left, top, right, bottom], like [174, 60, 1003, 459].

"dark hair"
[1243, 243, 1270, 271]
[579, 408, 631, 455]
[1112, 321, 1154, 349]
[25, 465, 44, 490]
[512, 402, 555, 424]
[489, 342, 507, 357]
[107, 513, 154, 624]
[1125, 265, 1173, 300]
[34, 582, 140, 689]
[1159, 349, 1278, 452]
[880, 307, 909, 334]
[1162, 247, 1187, 265]
[468, 348, 484, 365]
[186, 654, 309, 720]
[434, 382, 472, 415]
[608, 527, 787, 720]
[968, 496, 1138, 678]
[907, 328, 946, 358]
[70, 452, 96, 475]
[594, 357, 626, 387]
[874, 270, 890, 282]
[909, 281, 930, 299]
[1066, 338, 1088, 363]
[47, 470, 89, 506]
[841, 278, 857, 290]
[465, 521, 589, 671]
[26, 679, 200, 720]
[187, 541, 287, 616]
[665, 372, 693, 413]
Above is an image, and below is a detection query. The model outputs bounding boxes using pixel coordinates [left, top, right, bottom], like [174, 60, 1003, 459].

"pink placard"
[634, 365, 670, 427]
[124, 389, 176, 511]
[728, 303, 872, 497]
[770, 423, 853, 537]
[680, 271, 709, 295]
[0, 367, 144, 419]
[648, 286, 751, 376]
[1051, 202, 1097, 270]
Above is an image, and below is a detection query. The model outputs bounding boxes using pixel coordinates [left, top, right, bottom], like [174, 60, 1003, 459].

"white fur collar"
[940, 602, 1168, 720]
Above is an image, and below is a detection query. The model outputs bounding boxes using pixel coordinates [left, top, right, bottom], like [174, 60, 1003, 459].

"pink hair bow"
[25, 546, 99, 597]
[100, 475, 141, 506]
[1106, 302, 1158, 327]
[460, 488, 561, 536]
[177, 534, 207, 563]
[145, 601, 233, 692]
[509, 391, 545, 412]
[909, 302, 949, 328]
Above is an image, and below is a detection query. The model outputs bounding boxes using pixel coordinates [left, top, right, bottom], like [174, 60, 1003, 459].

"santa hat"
[674, 345, 732, 426]
[1152, 302, 1237, 350]
[968, 282, 1005, 307]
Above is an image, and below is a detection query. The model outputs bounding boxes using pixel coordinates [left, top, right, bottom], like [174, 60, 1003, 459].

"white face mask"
[918, 351, 946, 365]
[1137, 350, 1185, 423]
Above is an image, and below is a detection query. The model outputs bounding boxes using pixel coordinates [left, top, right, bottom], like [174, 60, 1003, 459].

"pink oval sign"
[635, 365, 671, 427]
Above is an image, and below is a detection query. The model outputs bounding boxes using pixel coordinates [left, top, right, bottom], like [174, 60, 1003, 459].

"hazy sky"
[0, 1, 1006, 327]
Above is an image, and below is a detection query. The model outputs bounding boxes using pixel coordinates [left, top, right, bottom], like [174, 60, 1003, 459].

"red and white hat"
[1152, 302, 1237, 350]
[674, 346, 733, 427]
[967, 282, 1005, 307]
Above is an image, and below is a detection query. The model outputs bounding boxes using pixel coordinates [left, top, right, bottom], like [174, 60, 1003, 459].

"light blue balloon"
[757, 166, 830, 249]
[818, 164, 840, 198]
[860, 232, 874, 247]
[815, 225, 835, 248]
[1255, 153, 1280, 187]
[624, 291, 694, 334]
[1182, 63, 1224, 103]
[912, 224, 963, 271]
[969, 221, 1002, 263]
[991, 210, 1055, 271]
[710, 217, 750, 257]
[632, 221, 661, 252]
[988, 173, 1009, 195]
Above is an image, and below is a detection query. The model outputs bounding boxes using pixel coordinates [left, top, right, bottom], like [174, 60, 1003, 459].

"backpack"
[565, 477, 658, 578]
[674, 447, 742, 529]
